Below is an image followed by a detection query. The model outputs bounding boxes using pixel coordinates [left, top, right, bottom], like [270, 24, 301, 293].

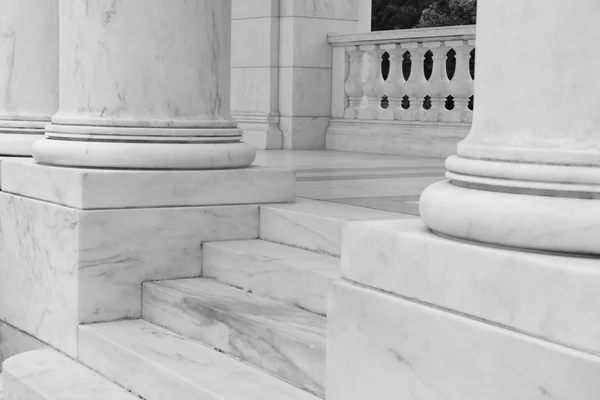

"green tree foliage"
[417, 0, 477, 28]
[371, 0, 435, 31]
[372, 0, 476, 31]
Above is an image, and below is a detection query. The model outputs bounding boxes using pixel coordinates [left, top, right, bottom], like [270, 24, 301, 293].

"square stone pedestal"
[0, 160, 295, 357]
[327, 219, 600, 400]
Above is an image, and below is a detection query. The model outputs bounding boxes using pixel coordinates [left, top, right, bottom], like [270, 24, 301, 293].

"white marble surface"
[236, 117, 283, 150]
[280, 117, 330, 150]
[231, 67, 280, 115]
[260, 198, 408, 256]
[79, 320, 319, 400]
[280, 0, 359, 19]
[78, 205, 258, 324]
[327, 280, 600, 400]
[54, 0, 232, 129]
[0, 320, 47, 372]
[279, 19, 357, 69]
[2, 160, 294, 209]
[279, 68, 332, 119]
[460, 1, 600, 165]
[326, 119, 469, 157]
[2, 349, 138, 400]
[232, 0, 279, 19]
[0, 191, 259, 356]
[0, 193, 80, 356]
[0, 0, 58, 124]
[232, 18, 279, 68]
[342, 218, 600, 355]
[203, 239, 340, 315]
[143, 278, 326, 396]
[420, 180, 600, 255]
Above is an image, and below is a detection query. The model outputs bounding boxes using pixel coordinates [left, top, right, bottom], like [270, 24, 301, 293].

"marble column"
[0, 0, 58, 156]
[0, 0, 295, 358]
[420, 0, 600, 255]
[327, 1, 600, 399]
[33, 0, 255, 169]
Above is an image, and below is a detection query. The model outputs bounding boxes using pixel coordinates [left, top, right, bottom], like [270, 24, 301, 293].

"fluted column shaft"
[421, 0, 600, 255]
[33, 0, 255, 169]
[0, 0, 58, 156]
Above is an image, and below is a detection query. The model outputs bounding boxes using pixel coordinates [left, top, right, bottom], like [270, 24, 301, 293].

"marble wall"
[232, 0, 365, 150]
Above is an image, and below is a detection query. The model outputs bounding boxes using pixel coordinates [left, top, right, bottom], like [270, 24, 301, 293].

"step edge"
[142, 280, 327, 348]
[80, 320, 323, 399]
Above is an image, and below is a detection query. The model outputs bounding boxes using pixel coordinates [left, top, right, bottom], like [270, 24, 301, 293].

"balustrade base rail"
[326, 118, 470, 158]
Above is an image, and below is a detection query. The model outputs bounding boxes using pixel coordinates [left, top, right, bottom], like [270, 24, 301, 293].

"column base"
[0, 129, 44, 156]
[420, 179, 600, 255]
[327, 219, 600, 399]
[33, 137, 257, 170]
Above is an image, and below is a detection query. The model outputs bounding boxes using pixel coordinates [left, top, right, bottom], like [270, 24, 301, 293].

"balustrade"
[329, 26, 476, 125]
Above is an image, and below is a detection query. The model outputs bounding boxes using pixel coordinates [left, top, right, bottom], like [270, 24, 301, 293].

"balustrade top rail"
[328, 25, 476, 47]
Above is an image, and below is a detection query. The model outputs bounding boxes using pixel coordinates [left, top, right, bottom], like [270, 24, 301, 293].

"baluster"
[423, 42, 450, 122]
[358, 44, 385, 119]
[447, 40, 475, 123]
[343, 46, 366, 119]
[403, 43, 428, 121]
[380, 44, 406, 120]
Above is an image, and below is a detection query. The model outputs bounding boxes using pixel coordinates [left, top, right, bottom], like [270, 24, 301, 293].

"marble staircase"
[1, 199, 409, 400]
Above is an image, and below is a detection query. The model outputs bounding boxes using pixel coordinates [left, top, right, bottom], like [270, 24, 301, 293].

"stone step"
[260, 198, 411, 256]
[142, 278, 327, 397]
[2, 348, 138, 400]
[203, 239, 340, 315]
[79, 320, 320, 400]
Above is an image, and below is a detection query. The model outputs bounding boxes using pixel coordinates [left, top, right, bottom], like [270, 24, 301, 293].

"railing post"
[403, 43, 428, 121]
[447, 40, 475, 123]
[423, 42, 450, 122]
[343, 46, 366, 119]
[359, 45, 385, 119]
[380, 44, 406, 121]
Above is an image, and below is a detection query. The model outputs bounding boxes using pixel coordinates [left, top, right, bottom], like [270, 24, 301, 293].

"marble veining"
[55, 0, 232, 127]
[203, 239, 340, 315]
[142, 278, 326, 396]
[78, 204, 259, 324]
[0, 0, 58, 120]
[2, 348, 138, 399]
[327, 281, 600, 400]
[78, 320, 319, 400]
[0, 190, 259, 356]
[0, 192, 80, 356]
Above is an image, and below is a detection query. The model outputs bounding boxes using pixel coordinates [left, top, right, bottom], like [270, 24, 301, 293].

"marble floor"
[255, 150, 446, 216]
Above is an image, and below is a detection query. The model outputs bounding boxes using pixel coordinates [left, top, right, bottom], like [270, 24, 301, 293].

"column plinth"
[0, 0, 58, 156]
[420, 0, 600, 255]
[33, 0, 255, 169]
